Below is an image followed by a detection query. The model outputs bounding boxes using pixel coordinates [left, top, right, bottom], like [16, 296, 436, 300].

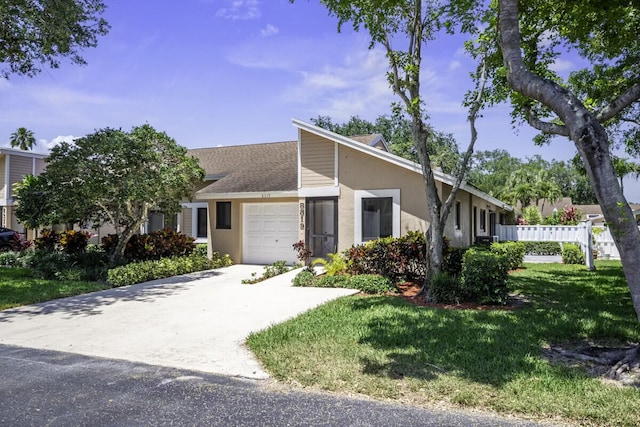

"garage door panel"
[243, 202, 298, 264]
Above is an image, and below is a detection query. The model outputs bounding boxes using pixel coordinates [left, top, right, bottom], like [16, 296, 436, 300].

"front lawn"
[0, 267, 110, 310]
[247, 261, 640, 426]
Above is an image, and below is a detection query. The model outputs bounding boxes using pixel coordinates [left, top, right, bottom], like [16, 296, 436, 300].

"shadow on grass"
[0, 269, 222, 322]
[349, 263, 638, 387]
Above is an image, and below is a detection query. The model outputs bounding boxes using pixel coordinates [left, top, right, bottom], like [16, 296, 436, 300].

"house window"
[216, 202, 231, 229]
[480, 209, 486, 232]
[455, 201, 461, 230]
[362, 197, 393, 241]
[197, 207, 208, 237]
[354, 189, 400, 244]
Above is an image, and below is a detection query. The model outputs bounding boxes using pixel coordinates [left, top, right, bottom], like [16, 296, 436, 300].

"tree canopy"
[14, 124, 204, 263]
[0, 0, 109, 78]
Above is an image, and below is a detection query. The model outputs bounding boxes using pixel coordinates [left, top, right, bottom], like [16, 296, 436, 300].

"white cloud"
[549, 58, 574, 73]
[33, 135, 77, 153]
[260, 24, 279, 37]
[449, 60, 461, 71]
[27, 85, 119, 108]
[216, 0, 261, 20]
[281, 47, 395, 121]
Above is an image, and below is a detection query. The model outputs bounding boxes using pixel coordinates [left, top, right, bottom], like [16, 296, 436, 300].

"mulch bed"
[394, 281, 520, 311]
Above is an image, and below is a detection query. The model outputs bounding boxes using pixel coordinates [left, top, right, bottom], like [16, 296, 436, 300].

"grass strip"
[247, 261, 640, 426]
[0, 267, 110, 310]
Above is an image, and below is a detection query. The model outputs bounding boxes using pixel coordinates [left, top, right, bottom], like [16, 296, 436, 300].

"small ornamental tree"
[16, 125, 204, 264]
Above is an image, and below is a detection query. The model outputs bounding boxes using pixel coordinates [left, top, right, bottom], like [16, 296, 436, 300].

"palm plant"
[9, 127, 36, 151]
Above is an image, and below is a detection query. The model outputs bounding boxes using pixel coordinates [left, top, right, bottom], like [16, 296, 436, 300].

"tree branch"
[443, 55, 488, 220]
[381, 35, 411, 106]
[596, 83, 640, 123]
[524, 105, 569, 136]
[497, 0, 591, 138]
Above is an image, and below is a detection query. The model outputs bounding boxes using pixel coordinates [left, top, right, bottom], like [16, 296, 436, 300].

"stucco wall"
[336, 145, 428, 252]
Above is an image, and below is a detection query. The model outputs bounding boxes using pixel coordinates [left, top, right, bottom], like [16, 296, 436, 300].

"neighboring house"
[535, 197, 640, 224]
[0, 148, 47, 238]
[191, 119, 513, 264]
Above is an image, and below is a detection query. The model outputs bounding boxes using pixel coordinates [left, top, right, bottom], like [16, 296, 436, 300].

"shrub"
[345, 231, 426, 281]
[242, 261, 290, 284]
[192, 244, 208, 258]
[460, 248, 510, 305]
[524, 241, 562, 255]
[347, 274, 395, 294]
[490, 241, 525, 270]
[560, 206, 582, 225]
[59, 230, 91, 254]
[311, 252, 347, 276]
[292, 240, 312, 267]
[521, 206, 542, 225]
[292, 269, 316, 287]
[427, 272, 463, 304]
[107, 252, 232, 287]
[102, 229, 195, 262]
[34, 229, 60, 252]
[0, 251, 19, 267]
[562, 243, 585, 265]
[317, 274, 350, 288]
[443, 246, 468, 277]
[29, 251, 72, 280]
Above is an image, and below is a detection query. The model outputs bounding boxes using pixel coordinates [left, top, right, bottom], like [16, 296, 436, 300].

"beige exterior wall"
[9, 156, 33, 198]
[0, 156, 6, 201]
[34, 158, 46, 175]
[181, 208, 193, 235]
[300, 130, 334, 187]
[207, 197, 297, 262]
[336, 145, 428, 251]
[330, 143, 507, 250]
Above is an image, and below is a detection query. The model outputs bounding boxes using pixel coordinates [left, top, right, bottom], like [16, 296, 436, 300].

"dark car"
[0, 227, 22, 251]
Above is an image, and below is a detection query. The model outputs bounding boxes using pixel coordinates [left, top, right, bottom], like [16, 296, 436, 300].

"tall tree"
[611, 157, 640, 194]
[487, 0, 640, 373]
[0, 0, 109, 78]
[300, 0, 487, 295]
[9, 127, 35, 150]
[15, 125, 204, 263]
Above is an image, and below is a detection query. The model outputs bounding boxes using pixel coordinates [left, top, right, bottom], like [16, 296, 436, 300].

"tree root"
[549, 343, 640, 381]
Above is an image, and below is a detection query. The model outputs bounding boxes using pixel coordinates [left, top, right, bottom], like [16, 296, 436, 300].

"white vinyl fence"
[495, 223, 595, 269]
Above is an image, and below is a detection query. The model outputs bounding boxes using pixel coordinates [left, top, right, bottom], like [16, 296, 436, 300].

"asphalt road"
[0, 344, 551, 427]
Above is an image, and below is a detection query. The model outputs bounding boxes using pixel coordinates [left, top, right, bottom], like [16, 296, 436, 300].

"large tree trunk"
[498, 0, 640, 322]
[411, 118, 445, 292]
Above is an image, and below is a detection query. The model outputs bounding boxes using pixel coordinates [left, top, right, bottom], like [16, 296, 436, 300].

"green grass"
[0, 267, 111, 310]
[247, 261, 640, 426]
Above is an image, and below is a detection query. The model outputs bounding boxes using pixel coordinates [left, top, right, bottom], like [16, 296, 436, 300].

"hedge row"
[107, 252, 232, 287]
[292, 271, 395, 295]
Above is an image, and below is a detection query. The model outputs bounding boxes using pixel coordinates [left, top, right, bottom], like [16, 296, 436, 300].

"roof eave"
[195, 190, 299, 200]
[291, 118, 513, 212]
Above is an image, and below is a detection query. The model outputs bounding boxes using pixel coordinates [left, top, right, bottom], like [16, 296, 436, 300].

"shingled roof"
[190, 141, 297, 195]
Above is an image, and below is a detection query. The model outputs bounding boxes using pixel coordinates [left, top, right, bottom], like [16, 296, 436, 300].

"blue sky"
[1, 0, 638, 201]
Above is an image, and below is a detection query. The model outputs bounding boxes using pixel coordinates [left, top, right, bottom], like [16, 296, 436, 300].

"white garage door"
[243, 203, 299, 265]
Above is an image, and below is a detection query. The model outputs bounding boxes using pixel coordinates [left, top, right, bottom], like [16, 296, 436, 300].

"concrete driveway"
[0, 265, 358, 379]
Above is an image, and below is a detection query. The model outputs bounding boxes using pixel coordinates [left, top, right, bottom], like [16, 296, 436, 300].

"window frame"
[454, 201, 461, 230]
[216, 201, 232, 230]
[354, 189, 400, 244]
[197, 207, 208, 237]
